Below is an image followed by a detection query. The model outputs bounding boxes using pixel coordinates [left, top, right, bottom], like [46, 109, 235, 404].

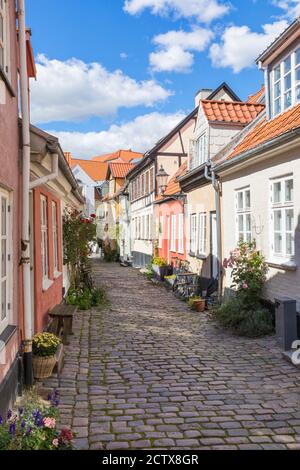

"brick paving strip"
[43, 261, 300, 450]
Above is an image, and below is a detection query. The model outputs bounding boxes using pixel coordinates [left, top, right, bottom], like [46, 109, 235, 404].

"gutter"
[18, 0, 33, 387]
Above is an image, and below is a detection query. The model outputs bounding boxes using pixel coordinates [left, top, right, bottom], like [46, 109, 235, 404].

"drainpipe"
[204, 164, 222, 300]
[18, 0, 33, 386]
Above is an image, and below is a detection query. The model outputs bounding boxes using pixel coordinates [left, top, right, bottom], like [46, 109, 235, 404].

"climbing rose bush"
[214, 241, 273, 338]
[223, 241, 268, 303]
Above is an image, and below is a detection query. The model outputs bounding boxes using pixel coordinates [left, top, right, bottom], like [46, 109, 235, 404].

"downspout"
[18, 0, 33, 386]
[204, 164, 222, 301]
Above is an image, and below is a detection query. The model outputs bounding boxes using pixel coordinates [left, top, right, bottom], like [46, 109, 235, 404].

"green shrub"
[214, 296, 274, 338]
[66, 286, 109, 310]
[152, 256, 168, 267]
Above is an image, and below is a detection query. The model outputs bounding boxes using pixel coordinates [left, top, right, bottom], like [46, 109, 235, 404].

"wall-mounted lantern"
[156, 165, 169, 194]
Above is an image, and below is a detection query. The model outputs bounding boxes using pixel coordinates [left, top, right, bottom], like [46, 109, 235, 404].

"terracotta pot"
[32, 355, 57, 379]
[194, 299, 206, 312]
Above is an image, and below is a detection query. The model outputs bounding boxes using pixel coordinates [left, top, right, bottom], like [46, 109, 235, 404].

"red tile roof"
[227, 103, 300, 161]
[109, 162, 135, 179]
[93, 150, 143, 163]
[248, 85, 265, 103]
[156, 162, 188, 202]
[201, 100, 265, 125]
[65, 155, 108, 182]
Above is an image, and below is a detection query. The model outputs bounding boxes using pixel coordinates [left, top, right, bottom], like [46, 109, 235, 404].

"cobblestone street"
[44, 261, 300, 450]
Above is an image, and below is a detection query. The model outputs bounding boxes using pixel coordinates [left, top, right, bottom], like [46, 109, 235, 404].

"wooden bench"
[48, 304, 77, 345]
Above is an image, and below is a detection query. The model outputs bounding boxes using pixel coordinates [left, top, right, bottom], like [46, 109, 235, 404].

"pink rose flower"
[52, 439, 59, 447]
[43, 417, 56, 429]
[242, 282, 248, 289]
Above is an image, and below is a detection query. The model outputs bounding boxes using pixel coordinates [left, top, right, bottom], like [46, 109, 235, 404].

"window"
[41, 196, 49, 281]
[0, 191, 11, 333]
[178, 213, 184, 254]
[236, 188, 251, 243]
[271, 47, 300, 117]
[189, 134, 207, 170]
[0, 0, 7, 71]
[150, 167, 154, 193]
[145, 214, 149, 240]
[145, 170, 150, 194]
[52, 202, 59, 273]
[271, 177, 294, 259]
[190, 214, 197, 254]
[198, 213, 207, 255]
[171, 215, 177, 252]
[158, 215, 163, 248]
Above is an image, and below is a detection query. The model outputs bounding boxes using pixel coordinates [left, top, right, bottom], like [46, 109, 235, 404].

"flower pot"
[32, 355, 57, 379]
[193, 299, 206, 312]
[158, 265, 172, 281]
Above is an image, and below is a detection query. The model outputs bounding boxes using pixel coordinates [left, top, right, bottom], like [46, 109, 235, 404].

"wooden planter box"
[152, 264, 172, 281]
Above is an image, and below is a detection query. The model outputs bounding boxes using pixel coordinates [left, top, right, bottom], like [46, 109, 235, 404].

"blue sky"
[26, 0, 297, 158]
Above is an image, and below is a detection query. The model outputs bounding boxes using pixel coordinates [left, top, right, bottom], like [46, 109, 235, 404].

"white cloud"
[120, 52, 128, 59]
[273, 0, 300, 19]
[124, 0, 230, 23]
[209, 20, 288, 73]
[30, 54, 171, 124]
[49, 111, 186, 158]
[150, 27, 214, 72]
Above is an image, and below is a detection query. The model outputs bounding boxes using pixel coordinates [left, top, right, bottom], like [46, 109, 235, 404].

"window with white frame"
[158, 215, 163, 248]
[198, 213, 207, 255]
[145, 214, 149, 240]
[190, 214, 197, 254]
[270, 176, 294, 259]
[0, 190, 11, 334]
[178, 213, 184, 254]
[41, 195, 49, 281]
[171, 214, 177, 252]
[271, 47, 300, 117]
[52, 202, 59, 273]
[235, 188, 251, 243]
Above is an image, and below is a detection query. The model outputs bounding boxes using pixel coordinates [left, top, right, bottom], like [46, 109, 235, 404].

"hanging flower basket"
[32, 355, 57, 379]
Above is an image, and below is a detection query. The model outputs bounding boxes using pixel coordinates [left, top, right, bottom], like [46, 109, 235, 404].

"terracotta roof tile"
[92, 150, 143, 163]
[109, 162, 135, 178]
[156, 162, 188, 202]
[201, 100, 265, 125]
[69, 158, 108, 181]
[248, 85, 265, 103]
[227, 103, 300, 160]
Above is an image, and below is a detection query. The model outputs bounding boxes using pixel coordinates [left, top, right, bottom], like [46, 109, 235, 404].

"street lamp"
[156, 165, 169, 194]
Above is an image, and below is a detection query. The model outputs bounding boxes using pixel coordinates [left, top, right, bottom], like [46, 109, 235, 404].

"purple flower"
[18, 407, 24, 416]
[27, 426, 32, 435]
[0, 416, 3, 425]
[9, 422, 16, 435]
[47, 394, 52, 401]
[7, 409, 12, 420]
[21, 420, 26, 430]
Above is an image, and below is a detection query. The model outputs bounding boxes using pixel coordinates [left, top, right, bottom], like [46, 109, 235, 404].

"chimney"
[194, 88, 213, 107]
[64, 152, 72, 165]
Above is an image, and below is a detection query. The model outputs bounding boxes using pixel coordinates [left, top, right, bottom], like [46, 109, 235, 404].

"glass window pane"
[274, 65, 281, 82]
[245, 190, 250, 209]
[1, 197, 6, 236]
[274, 210, 282, 231]
[286, 233, 294, 256]
[296, 66, 300, 84]
[274, 233, 282, 254]
[284, 56, 291, 74]
[296, 48, 300, 66]
[285, 209, 294, 232]
[238, 215, 244, 232]
[284, 73, 291, 91]
[284, 90, 292, 108]
[246, 214, 251, 232]
[237, 192, 243, 210]
[273, 182, 281, 203]
[274, 98, 281, 115]
[285, 179, 293, 202]
[274, 81, 281, 98]
[296, 85, 300, 102]
[238, 232, 244, 242]
[1, 239, 6, 278]
[1, 280, 6, 321]
[246, 233, 251, 243]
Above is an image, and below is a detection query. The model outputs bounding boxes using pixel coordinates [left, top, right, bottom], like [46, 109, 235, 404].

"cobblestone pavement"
[44, 261, 300, 450]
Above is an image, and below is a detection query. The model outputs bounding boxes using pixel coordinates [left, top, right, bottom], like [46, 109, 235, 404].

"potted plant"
[32, 333, 61, 379]
[188, 296, 206, 313]
[152, 257, 172, 281]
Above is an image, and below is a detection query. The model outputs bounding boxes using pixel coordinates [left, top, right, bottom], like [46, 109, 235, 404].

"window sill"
[197, 253, 207, 260]
[266, 260, 297, 272]
[189, 252, 196, 258]
[0, 66, 15, 98]
[42, 278, 54, 292]
[0, 325, 17, 352]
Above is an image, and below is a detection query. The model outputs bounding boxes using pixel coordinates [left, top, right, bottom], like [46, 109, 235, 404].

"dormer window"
[271, 47, 300, 117]
[189, 132, 207, 170]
